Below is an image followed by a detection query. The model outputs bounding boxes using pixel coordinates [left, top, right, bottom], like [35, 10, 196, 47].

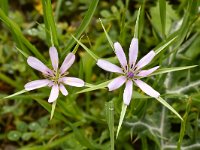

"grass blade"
[76, 81, 110, 94]
[159, 0, 166, 38]
[42, 0, 59, 48]
[62, 0, 99, 58]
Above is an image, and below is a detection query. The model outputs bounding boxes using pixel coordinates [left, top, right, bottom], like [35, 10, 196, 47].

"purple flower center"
[127, 71, 134, 78]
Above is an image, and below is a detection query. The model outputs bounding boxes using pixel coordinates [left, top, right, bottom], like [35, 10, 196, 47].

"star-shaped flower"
[24, 46, 84, 103]
[97, 38, 160, 105]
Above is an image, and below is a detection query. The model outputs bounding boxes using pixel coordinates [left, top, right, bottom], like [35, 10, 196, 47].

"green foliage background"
[0, 0, 200, 149]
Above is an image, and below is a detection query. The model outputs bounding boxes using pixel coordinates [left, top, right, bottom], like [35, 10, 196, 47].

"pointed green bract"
[150, 65, 197, 76]
[155, 97, 182, 120]
[99, 18, 114, 51]
[116, 103, 127, 138]
[50, 100, 57, 120]
[134, 7, 141, 39]
[16, 47, 29, 58]
[72, 35, 99, 61]
[4, 90, 27, 99]
[154, 36, 177, 55]
[77, 81, 110, 94]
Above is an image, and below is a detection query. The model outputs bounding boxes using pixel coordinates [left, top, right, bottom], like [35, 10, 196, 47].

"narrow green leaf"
[0, 0, 8, 15]
[62, 0, 99, 58]
[116, 103, 127, 138]
[150, 65, 197, 76]
[42, 0, 59, 48]
[72, 35, 99, 61]
[134, 7, 141, 39]
[50, 101, 57, 120]
[105, 101, 114, 150]
[4, 90, 27, 99]
[156, 97, 182, 120]
[99, 18, 114, 51]
[159, 0, 166, 38]
[177, 97, 192, 149]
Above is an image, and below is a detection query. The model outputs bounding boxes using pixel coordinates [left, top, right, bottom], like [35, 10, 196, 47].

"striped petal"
[27, 56, 53, 75]
[135, 50, 156, 70]
[108, 76, 126, 91]
[25, 79, 50, 91]
[123, 80, 133, 105]
[49, 46, 59, 71]
[97, 59, 123, 74]
[134, 79, 160, 98]
[61, 77, 84, 87]
[48, 84, 59, 103]
[59, 84, 68, 96]
[60, 53, 75, 75]
[129, 38, 138, 67]
[137, 66, 159, 77]
[114, 42, 127, 69]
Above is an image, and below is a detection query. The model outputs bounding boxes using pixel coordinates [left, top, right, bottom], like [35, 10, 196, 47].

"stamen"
[127, 71, 134, 78]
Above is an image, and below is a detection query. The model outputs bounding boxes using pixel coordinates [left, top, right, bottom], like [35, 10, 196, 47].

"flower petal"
[27, 56, 53, 75]
[59, 84, 68, 96]
[134, 79, 160, 98]
[108, 76, 126, 91]
[97, 59, 123, 74]
[48, 84, 59, 103]
[60, 53, 75, 75]
[123, 80, 133, 105]
[135, 50, 156, 70]
[25, 79, 50, 91]
[49, 46, 59, 71]
[114, 42, 127, 69]
[137, 66, 159, 77]
[61, 77, 84, 87]
[129, 38, 138, 67]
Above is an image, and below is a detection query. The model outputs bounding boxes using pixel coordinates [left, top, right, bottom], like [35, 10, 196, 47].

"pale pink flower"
[97, 38, 160, 105]
[25, 47, 84, 103]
